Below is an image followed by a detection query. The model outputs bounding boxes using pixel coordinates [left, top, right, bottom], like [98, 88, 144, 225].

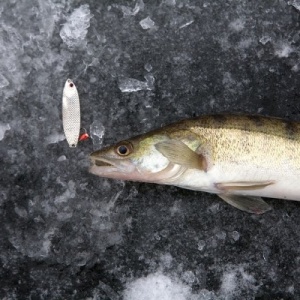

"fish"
[62, 79, 80, 147]
[89, 114, 300, 214]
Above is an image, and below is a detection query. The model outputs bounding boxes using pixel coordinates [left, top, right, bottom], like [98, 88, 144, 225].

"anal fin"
[218, 194, 272, 214]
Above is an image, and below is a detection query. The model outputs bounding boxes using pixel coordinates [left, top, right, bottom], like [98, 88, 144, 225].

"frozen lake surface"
[1, 0, 300, 299]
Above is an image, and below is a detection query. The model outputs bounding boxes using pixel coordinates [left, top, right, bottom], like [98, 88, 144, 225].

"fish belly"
[175, 164, 300, 201]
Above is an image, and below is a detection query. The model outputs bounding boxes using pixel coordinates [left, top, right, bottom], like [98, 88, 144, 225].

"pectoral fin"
[155, 140, 207, 171]
[215, 180, 275, 191]
[218, 194, 272, 214]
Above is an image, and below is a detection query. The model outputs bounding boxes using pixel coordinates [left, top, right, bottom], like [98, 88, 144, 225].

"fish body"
[89, 114, 300, 213]
[62, 79, 80, 147]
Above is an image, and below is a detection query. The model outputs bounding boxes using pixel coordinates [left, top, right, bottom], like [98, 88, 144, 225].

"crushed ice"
[60, 4, 92, 49]
[118, 74, 155, 92]
[140, 16, 156, 30]
[0, 123, 10, 140]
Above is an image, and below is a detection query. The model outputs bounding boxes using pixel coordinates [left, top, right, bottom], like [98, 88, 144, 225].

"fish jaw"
[89, 151, 187, 184]
[89, 155, 138, 180]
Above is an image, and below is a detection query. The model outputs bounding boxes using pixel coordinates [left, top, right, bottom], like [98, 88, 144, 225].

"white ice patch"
[229, 19, 245, 32]
[118, 74, 155, 92]
[0, 123, 10, 140]
[139, 16, 156, 30]
[163, 0, 176, 6]
[275, 43, 293, 58]
[60, 4, 92, 49]
[179, 19, 194, 29]
[90, 121, 105, 150]
[0, 73, 9, 88]
[144, 63, 153, 72]
[57, 155, 67, 162]
[259, 36, 272, 45]
[45, 132, 65, 144]
[123, 272, 192, 300]
[288, 0, 300, 11]
[220, 266, 258, 297]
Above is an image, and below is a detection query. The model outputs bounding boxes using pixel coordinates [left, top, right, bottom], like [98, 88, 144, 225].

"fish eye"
[69, 83, 74, 88]
[115, 141, 133, 156]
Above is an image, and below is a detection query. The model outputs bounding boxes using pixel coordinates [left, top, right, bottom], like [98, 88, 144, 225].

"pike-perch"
[89, 114, 300, 214]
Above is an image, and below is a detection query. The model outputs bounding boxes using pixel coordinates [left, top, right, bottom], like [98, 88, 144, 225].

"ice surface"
[140, 17, 156, 30]
[90, 121, 105, 150]
[2, 0, 300, 298]
[0, 123, 10, 140]
[54, 180, 76, 205]
[118, 74, 155, 92]
[60, 4, 92, 49]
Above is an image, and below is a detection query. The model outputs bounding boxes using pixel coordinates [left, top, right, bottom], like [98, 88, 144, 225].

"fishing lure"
[62, 79, 81, 147]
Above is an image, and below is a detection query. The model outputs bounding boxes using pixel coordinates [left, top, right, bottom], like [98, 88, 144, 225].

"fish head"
[89, 133, 182, 183]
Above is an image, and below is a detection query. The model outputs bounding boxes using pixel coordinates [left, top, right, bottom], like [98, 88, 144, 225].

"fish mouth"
[89, 156, 118, 171]
[93, 158, 115, 167]
[89, 154, 135, 179]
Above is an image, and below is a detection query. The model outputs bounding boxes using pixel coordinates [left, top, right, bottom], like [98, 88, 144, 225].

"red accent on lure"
[79, 133, 89, 141]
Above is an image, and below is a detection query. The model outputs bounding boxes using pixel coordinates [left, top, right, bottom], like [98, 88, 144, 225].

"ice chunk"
[0, 123, 10, 140]
[163, 0, 176, 6]
[90, 121, 105, 150]
[179, 19, 194, 29]
[144, 63, 153, 72]
[259, 36, 271, 45]
[0, 73, 9, 88]
[123, 272, 192, 300]
[182, 271, 196, 284]
[57, 155, 67, 162]
[197, 240, 205, 251]
[45, 132, 65, 144]
[139, 17, 155, 29]
[118, 75, 155, 92]
[231, 231, 240, 241]
[14, 206, 28, 219]
[60, 4, 92, 49]
[220, 266, 258, 297]
[288, 0, 300, 11]
[216, 231, 227, 240]
[170, 13, 194, 29]
[117, 0, 144, 16]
